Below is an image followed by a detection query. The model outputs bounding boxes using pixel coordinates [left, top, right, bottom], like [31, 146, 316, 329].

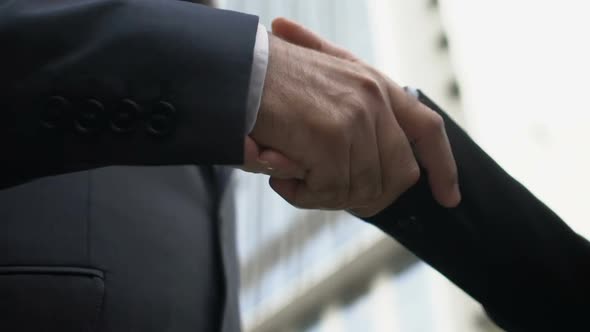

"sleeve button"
[75, 99, 106, 134]
[111, 99, 139, 133]
[146, 101, 176, 137]
[41, 96, 70, 129]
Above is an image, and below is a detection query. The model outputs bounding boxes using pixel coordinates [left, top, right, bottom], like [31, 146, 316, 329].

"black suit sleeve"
[0, 0, 258, 188]
[363, 91, 590, 331]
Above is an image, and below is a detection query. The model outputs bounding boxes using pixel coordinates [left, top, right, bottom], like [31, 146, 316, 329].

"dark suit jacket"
[365, 91, 590, 331]
[0, 1, 255, 331]
[3, 1, 588, 331]
[0, 0, 257, 186]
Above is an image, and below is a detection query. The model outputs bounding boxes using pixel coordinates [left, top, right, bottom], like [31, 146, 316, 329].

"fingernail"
[256, 158, 275, 173]
[258, 158, 275, 171]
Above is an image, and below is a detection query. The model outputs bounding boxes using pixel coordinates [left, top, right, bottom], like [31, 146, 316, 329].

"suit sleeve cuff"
[244, 23, 269, 134]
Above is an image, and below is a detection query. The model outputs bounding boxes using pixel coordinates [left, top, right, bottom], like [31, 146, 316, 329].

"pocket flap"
[0, 266, 105, 332]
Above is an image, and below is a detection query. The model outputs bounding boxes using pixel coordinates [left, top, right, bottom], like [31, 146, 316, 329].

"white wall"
[440, 0, 590, 237]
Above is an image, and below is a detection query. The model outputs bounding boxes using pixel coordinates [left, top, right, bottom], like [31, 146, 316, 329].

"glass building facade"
[217, 0, 489, 331]
[216, 0, 590, 331]
[216, 0, 491, 330]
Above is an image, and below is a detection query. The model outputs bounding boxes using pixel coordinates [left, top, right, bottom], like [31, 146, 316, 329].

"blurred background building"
[217, 0, 590, 331]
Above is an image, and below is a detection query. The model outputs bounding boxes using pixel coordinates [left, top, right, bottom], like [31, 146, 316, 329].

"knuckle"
[423, 113, 445, 133]
[405, 163, 422, 188]
[343, 94, 369, 126]
[327, 108, 356, 140]
[347, 90, 366, 110]
[361, 76, 382, 97]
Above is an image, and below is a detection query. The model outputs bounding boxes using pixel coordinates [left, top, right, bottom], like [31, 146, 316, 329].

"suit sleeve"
[0, 0, 259, 188]
[363, 91, 590, 331]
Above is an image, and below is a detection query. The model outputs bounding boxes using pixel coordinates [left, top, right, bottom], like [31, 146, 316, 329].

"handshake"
[242, 18, 461, 217]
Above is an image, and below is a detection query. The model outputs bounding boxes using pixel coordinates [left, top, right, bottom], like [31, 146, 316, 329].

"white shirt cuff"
[244, 23, 269, 134]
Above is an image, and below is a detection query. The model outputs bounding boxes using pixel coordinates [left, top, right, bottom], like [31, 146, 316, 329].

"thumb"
[271, 17, 358, 61]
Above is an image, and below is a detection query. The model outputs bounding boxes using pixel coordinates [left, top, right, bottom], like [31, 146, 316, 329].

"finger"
[270, 178, 340, 210]
[258, 149, 306, 180]
[241, 136, 305, 179]
[347, 115, 382, 207]
[271, 17, 358, 61]
[389, 86, 461, 207]
[294, 166, 347, 209]
[349, 111, 420, 217]
[270, 145, 351, 209]
[240, 136, 267, 174]
[288, 126, 351, 208]
[269, 177, 299, 205]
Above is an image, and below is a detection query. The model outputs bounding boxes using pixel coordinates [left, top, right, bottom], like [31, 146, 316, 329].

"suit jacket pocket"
[0, 266, 104, 332]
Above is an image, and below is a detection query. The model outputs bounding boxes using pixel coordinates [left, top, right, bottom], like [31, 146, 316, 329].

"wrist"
[255, 34, 283, 141]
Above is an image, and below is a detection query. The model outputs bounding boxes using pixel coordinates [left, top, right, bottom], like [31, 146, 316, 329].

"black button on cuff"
[111, 99, 139, 133]
[41, 96, 70, 129]
[75, 99, 106, 135]
[147, 101, 176, 137]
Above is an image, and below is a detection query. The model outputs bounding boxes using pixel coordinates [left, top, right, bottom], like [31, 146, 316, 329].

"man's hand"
[263, 18, 461, 216]
[247, 28, 423, 217]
